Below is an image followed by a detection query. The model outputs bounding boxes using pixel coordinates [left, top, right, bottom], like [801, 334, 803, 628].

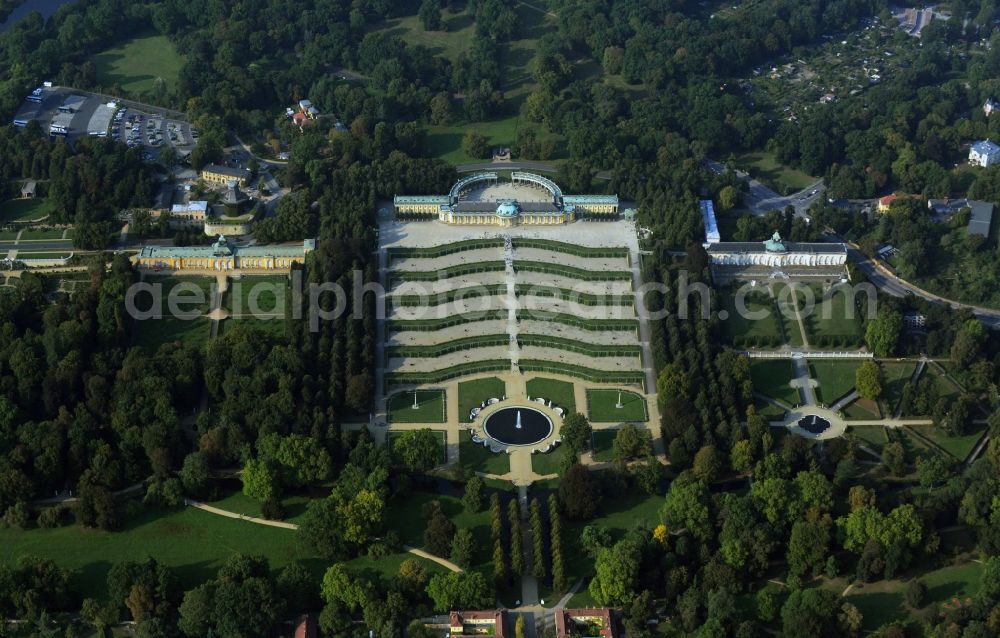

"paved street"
[704, 159, 825, 217]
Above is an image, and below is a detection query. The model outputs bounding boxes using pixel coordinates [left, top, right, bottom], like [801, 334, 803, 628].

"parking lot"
[12, 85, 197, 161]
[111, 107, 197, 159]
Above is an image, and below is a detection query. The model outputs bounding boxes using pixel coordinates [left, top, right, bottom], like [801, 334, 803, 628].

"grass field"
[809, 361, 859, 405]
[753, 397, 787, 419]
[733, 151, 816, 195]
[914, 424, 987, 462]
[0, 198, 52, 223]
[16, 251, 71, 259]
[842, 397, 881, 420]
[387, 389, 446, 423]
[135, 316, 212, 352]
[749, 359, 799, 405]
[881, 362, 916, 415]
[772, 284, 806, 347]
[0, 505, 321, 600]
[848, 425, 888, 452]
[383, 490, 493, 572]
[829, 561, 984, 631]
[225, 275, 287, 315]
[219, 316, 286, 338]
[586, 389, 648, 422]
[719, 289, 783, 345]
[426, 116, 565, 165]
[564, 493, 664, 605]
[526, 377, 577, 413]
[458, 377, 506, 422]
[530, 446, 567, 476]
[371, 10, 475, 61]
[206, 489, 312, 527]
[800, 285, 864, 346]
[94, 32, 185, 94]
[19, 229, 67, 240]
[459, 430, 510, 476]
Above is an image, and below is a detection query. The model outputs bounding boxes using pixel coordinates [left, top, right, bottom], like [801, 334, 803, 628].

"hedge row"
[386, 334, 510, 358]
[390, 284, 507, 307]
[518, 359, 646, 388]
[519, 310, 638, 332]
[387, 312, 504, 331]
[731, 334, 784, 348]
[385, 360, 511, 385]
[518, 334, 642, 358]
[515, 285, 634, 306]
[390, 261, 506, 282]
[387, 239, 503, 260]
[515, 261, 632, 281]
[511, 238, 629, 260]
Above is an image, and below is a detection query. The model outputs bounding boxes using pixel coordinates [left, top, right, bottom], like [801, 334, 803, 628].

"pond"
[0, 0, 78, 34]
[483, 406, 553, 446]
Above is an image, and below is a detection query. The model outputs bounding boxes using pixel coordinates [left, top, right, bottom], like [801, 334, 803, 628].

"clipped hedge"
[390, 284, 507, 308]
[518, 334, 642, 357]
[515, 285, 634, 306]
[390, 261, 506, 282]
[386, 334, 510, 358]
[385, 360, 511, 385]
[518, 310, 638, 332]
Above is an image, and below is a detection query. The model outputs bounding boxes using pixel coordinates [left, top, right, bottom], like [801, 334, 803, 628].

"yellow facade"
[200, 169, 247, 188]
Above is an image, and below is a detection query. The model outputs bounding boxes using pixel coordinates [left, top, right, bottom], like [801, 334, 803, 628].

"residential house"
[969, 140, 1000, 167]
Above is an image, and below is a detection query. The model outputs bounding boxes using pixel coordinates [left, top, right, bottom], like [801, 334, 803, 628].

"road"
[843, 241, 1000, 329]
[456, 160, 562, 174]
[704, 159, 825, 217]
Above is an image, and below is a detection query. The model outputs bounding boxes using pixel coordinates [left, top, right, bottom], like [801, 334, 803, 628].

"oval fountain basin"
[483, 407, 553, 446]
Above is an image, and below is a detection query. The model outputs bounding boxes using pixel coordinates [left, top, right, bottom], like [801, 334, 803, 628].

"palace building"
[131, 235, 315, 271]
[707, 232, 848, 283]
[394, 172, 618, 227]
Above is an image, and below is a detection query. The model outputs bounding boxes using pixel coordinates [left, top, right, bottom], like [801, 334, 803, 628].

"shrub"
[904, 579, 926, 608]
[37, 506, 71, 528]
[261, 498, 285, 520]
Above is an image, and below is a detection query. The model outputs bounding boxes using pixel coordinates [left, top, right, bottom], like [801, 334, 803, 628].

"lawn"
[133, 276, 216, 351]
[912, 424, 987, 462]
[592, 428, 651, 462]
[19, 229, 67, 240]
[800, 285, 864, 347]
[563, 493, 664, 598]
[847, 425, 888, 452]
[881, 361, 916, 415]
[16, 251, 71, 259]
[370, 10, 476, 62]
[836, 561, 984, 631]
[586, 389, 648, 422]
[733, 152, 815, 195]
[842, 398, 881, 420]
[0, 198, 52, 223]
[426, 116, 538, 165]
[388, 429, 447, 465]
[719, 288, 783, 347]
[749, 359, 799, 405]
[219, 316, 286, 338]
[225, 275, 287, 316]
[753, 397, 787, 420]
[809, 360, 859, 405]
[134, 316, 211, 352]
[772, 284, 806, 347]
[530, 446, 568, 476]
[0, 505, 322, 601]
[383, 490, 494, 572]
[459, 430, 510, 476]
[387, 389, 446, 423]
[206, 488, 312, 527]
[94, 32, 185, 94]
[458, 377, 506, 422]
[526, 377, 577, 413]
